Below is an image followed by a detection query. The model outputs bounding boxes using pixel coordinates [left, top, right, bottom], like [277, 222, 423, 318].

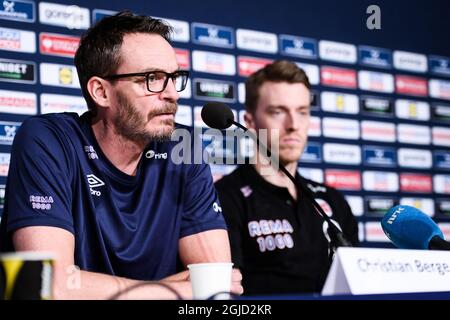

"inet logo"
[86, 174, 105, 196]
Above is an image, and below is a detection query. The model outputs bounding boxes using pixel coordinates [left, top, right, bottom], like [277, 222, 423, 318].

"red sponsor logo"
[400, 173, 432, 193]
[395, 75, 428, 96]
[325, 170, 361, 190]
[39, 33, 80, 57]
[175, 48, 190, 70]
[238, 56, 273, 77]
[321, 66, 357, 89]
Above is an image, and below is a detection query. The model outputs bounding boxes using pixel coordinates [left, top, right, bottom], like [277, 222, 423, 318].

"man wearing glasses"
[0, 11, 242, 299]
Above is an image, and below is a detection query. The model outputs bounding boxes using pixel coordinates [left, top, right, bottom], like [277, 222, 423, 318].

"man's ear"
[87, 76, 111, 108]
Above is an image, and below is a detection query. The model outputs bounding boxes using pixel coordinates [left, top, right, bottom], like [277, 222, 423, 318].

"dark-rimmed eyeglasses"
[103, 70, 189, 93]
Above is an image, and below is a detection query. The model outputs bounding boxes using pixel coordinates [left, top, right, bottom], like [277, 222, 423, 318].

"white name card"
[322, 247, 450, 295]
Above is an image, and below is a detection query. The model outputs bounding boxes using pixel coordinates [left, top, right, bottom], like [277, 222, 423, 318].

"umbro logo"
[86, 174, 105, 196]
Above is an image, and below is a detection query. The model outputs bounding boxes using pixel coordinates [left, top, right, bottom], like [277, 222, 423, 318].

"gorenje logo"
[39, 2, 90, 29]
[0, 0, 35, 23]
[393, 50, 427, 73]
[319, 40, 357, 64]
[0, 58, 35, 84]
[86, 174, 104, 196]
[236, 29, 278, 54]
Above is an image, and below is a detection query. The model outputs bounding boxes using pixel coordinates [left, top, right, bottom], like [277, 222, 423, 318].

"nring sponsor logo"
[0, 27, 35, 53]
[363, 146, 396, 167]
[429, 55, 450, 77]
[40, 93, 87, 115]
[192, 22, 234, 48]
[298, 168, 323, 184]
[429, 79, 450, 101]
[400, 173, 432, 193]
[395, 75, 428, 96]
[363, 171, 399, 192]
[360, 96, 393, 117]
[393, 50, 428, 73]
[0, 89, 36, 115]
[434, 175, 450, 194]
[320, 66, 357, 89]
[40, 63, 80, 88]
[318, 40, 357, 64]
[192, 50, 236, 76]
[395, 99, 430, 121]
[296, 62, 319, 85]
[0, 121, 20, 145]
[174, 48, 190, 70]
[432, 103, 450, 122]
[0, 0, 35, 23]
[358, 70, 394, 93]
[365, 222, 390, 242]
[238, 56, 273, 77]
[193, 78, 236, 102]
[321, 91, 359, 114]
[280, 35, 317, 59]
[397, 124, 431, 145]
[365, 197, 398, 217]
[236, 28, 278, 54]
[361, 120, 395, 142]
[175, 105, 192, 127]
[358, 45, 392, 69]
[308, 116, 321, 137]
[323, 143, 361, 165]
[300, 142, 322, 163]
[434, 150, 450, 170]
[322, 117, 360, 140]
[0, 152, 10, 176]
[0, 58, 35, 84]
[39, 2, 90, 29]
[432, 126, 450, 147]
[325, 169, 361, 191]
[345, 196, 364, 217]
[398, 148, 432, 169]
[39, 32, 79, 57]
[400, 198, 435, 217]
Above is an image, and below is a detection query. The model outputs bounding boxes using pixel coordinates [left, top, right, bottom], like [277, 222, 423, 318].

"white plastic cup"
[187, 262, 233, 300]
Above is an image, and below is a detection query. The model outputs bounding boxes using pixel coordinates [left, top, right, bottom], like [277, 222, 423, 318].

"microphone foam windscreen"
[201, 102, 234, 129]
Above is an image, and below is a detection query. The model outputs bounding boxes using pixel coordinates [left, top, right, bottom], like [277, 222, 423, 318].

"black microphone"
[201, 102, 353, 249]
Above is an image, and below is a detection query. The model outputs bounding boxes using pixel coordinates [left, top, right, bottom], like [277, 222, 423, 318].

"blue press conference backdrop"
[0, 0, 450, 247]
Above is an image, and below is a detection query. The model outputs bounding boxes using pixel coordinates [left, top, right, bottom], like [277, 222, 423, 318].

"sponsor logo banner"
[436, 199, 450, 217]
[39, 32, 79, 57]
[395, 99, 430, 121]
[321, 91, 359, 114]
[178, 79, 191, 99]
[398, 148, 432, 169]
[400, 198, 435, 217]
[236, 28, 277, 54]
[0, 89, 36, 114]
[400, 173, 433, 193]
[300, 142, 322, 163]
[40, 63, 80, 88]
[363, 146, 396, 167]
[434, 175, 450, 194]
[361, 120, 396, 142]
[429, 79, 450, 100]
[0, 184, 5, 209]
[0, 0, 35, 23]
[238, 83, 245, 104]
[0, 27, 35, 53]
[393, 50, 428, 73]
[193, 78, 236, 102]
[298, 168, 324, 184]
[158, 17, 190, 43]
[319, 40, 357, 64]
[432, 126, 450, 147]
[40, 93, 87, 115]
[395, 75, 428, 96]
[296, 62, 319, 85]
[346, 196, 364, 217]
[175, 105, 192, 127]
[308, 116, 321, 137]
[434, 150, 450, 170]
[432, 103, 450, 122]
[323, 143, 361, 165]
[192, 50, 236, 75]
[358, 45, 392, 69]
[238, 56, 273, 77]
[429, 55, 450, 77]
[397, 124, 431, 145]
[92, 8, 115, 22]
[174, 48, 190, 70]
[322, 117, 360, 140]
[0, 153, 10, 176]
[358, 70, 394, 93]
[0, 120, 20, 145]
[192, 23, 234, 48]
[39, 2, 90, 29]
[321, 66, 357, 89]
[280, 35, 317, 59]
[325, 169, 361, 191]
[363, 171, 399, 192]
[365, 197, 398, 217]
[0, 58, 35, 84]
[310, 90, 320, 110]
[360, 96, 393, 117]
[365, 222, 390, 242]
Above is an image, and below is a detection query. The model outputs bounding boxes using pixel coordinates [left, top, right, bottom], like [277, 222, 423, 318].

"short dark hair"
[245, 60, 311, 114]
[74, 11, 173, 114]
